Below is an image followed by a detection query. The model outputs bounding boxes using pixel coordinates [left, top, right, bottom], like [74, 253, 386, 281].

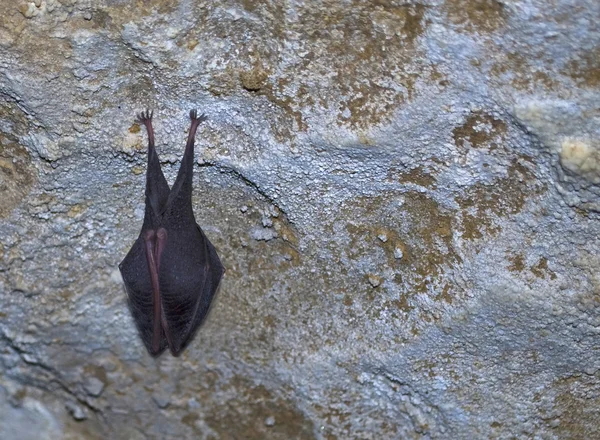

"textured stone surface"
[0, 0, 599, 439]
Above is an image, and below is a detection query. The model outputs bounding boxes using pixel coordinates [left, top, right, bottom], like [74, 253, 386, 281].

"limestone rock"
[0, 0, 598, 438]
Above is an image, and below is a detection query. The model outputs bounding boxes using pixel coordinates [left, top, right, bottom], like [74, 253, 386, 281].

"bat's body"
[119, 110, 224, 357]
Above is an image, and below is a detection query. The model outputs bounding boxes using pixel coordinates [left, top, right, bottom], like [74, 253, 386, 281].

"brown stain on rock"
[340, 131, 544, 310]
[438, 283, 455, 304]
[452, 112, 545, 240]
[551, 374, 600, 439]
[260, 79, 308, 134]
[206, 66, 243, 97]
[507, 253, 557, 281]
[0, 108, 37, 218]
[563, 47, 600, 88]
[329, 3, 429, 128]
[455, 159, 543, 240]
[106, 0, 181, 22]
[396, 166, 438, 188]
[209, 66, 306, 137]
[240, 66, 269, 92]
[508, 253, 526, 272]
[444, 0, 507, 33]
[344, 191, 461, 296]
[203, 375, 315, 439]
[121, 75, 157, 103]
[204, 2, 434, 132]
[393, 293, 414, 313]
[67, 203, 89, 218]
[83, 364, 109, 387]
[205, 192, 303, 331]
[401, 192, 461, 293]
[489, 51, 558, 91]
[453, 111, 507, 150]
[530, 257, 557, 280]
[181, 412, 199, 429]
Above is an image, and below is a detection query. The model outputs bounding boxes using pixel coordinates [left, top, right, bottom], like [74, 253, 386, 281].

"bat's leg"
[137, 109, 170, 216]
[143, 229, 162, 354]
[186, 109, 207, 151]
[167, 109, 207, 204]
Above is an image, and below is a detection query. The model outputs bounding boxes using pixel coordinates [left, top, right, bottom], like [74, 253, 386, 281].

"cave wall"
[0, 1, 599, 438]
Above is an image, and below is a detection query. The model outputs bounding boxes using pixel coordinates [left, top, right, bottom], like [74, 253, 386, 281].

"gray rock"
[65, 401, 87, 421]
[83, 377, 105, 397]
[0, 0, 598, 439]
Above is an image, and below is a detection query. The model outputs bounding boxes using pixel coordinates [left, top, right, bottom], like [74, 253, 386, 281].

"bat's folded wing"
[158, 226, 224, 356]
[190, 226, 225, 333]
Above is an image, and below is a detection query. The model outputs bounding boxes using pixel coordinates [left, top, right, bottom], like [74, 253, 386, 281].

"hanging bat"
[119, 109, 224, 357]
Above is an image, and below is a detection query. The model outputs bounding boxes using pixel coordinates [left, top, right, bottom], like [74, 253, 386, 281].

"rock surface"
[0, 0, 598, 438]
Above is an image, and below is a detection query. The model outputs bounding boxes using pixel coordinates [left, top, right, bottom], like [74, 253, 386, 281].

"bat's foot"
[137, 110, 155, 145]
[189, 109, 207, 124]
[137, 109, 154, 124]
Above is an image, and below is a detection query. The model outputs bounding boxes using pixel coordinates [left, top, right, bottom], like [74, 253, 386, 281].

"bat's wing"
[186, 226, 225, 345]
[119, 237, 168, 356]
[158, 225, 224, 356]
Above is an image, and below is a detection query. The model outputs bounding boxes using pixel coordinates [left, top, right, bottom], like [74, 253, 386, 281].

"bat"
[119, 109, 224, 357]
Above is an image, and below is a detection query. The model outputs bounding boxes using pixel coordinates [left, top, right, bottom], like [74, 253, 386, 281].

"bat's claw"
[137, 109, 154, 124]
[189, 109, 207, 124]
